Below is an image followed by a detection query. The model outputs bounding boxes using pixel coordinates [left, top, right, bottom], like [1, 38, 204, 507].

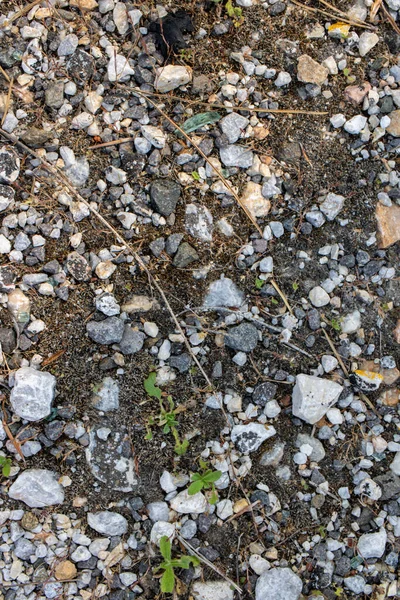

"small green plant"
[292, 282, 299, 291]
[225, 0, 244, 26]
[255, 278, 264, 290]
[270, 297, 279, 305]
[143, 374, 189, 455]
[188, 459, 222, 504]
[0, 455, 12, 477]
[155, 536, 200, 594]
[330, 318, 341, 332]
[191, 171, 200, 181]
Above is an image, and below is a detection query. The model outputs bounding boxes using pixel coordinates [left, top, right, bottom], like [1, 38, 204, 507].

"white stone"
[95, 261, 116, 280]
[219, 112, 249, 144]
[390, 452, 400, 475]
[321, 355, 338, 373]
[107, 53, 135, 82]
[292, 374, 343, 424]
[9, 469, 64, 508]
[344, 115, 367, 134]
[216, 499, 233, 520]
[144, 322, 159, 337]
[85, 92, 103, 114]
[326, 407, 343, 424]
[330, 113, 346, 128]
[341, 310, 361, 334]
[141, 125, 166, 148]
[202, 277, 244, 309]
[320, 193, 345, 220]
[231, 423, 276, 454]
[309, 286, 330, 307]
[113, 2, 128, 34]
[155, 65, 192, 93]
[0, 233, 11, 253]
[71, 546, 91, 562]
[88, 512, 128, 536]
[259, 257, 273, 273]
[192, 581, 234, 600]
[358, 32, 379, 57]
[256, 567, 302, 600]
[275, 72, 292, 87]
[170, 490, 207, 514]
[150, 521, 175, 545]
[10, 367, 56, 421]
[357, 529, 387, 558]
[249, 554, 270, 575]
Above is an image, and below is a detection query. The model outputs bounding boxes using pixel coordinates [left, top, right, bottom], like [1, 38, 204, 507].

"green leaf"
[0, 456, 5, 466]
[188, 480, 204, 495]
[2, 460, 11, 477]
[191, 171, 200, 181]
[144, 372, 162, 399]
[179, 111, 221, 135]
[199, 458, 208, 470]
[160, 566, 175, 593]
[176, 555, 200, 569]
[159, 536, 172, 561]
[209, 489, 219, 505]
[255, 278, 264, 290]
[202, 470, 222, 483]
[190, 472, 202, 482]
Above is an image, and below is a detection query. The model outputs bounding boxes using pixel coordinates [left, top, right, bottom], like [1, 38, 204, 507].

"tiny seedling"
[188, 459, 222, 504]
[0, 455, 12, 477]
[225, 0, 244, 27]
[330, 318, 341, 332]
[191, 171, 200, 181]
[255, 278, 264, 290]
[292, 282, 299, 291]
[155, 536, 200, 594]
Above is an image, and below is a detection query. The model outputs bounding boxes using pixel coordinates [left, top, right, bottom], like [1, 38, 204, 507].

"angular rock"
[0, 184, 14, 211]
[344, 115, 367, 134]
[95, 292, 120, 316]
[224, 322, 259, 352]
[150, 179, 181, 216]
[119, 326, 145, 355]
[173, 242, 199, 267]
[319, 193, 345, 220]
[241, 182, 271, 218]
[219, 145, 253, 168]
[86, 317, 125, 345]
[292, 374, 343, 424]
[357, 529, 387, 558]
[170, 490, 207, 514]
[185, 203, 213, 241]
[344, 82, 371, 105]
[341, 310, 361, 334]
[0, 146, 20, 184]
[92, 377, 119, 412]
[297, 55, 328, 86]
[88, 511, 128, 536]
[10, 367, 56, 421]
[256, 567, 302, 600]
[219, 112, 249, 144]
[9, 469, 64, 508]
[107, 53, 135, 82]
[253, 382, 277, 406]
[358, 32, 379, 56]
[376, 203, 400, 248]
[45, 81, 64, 108]
[192, 581, 234, 600]
[231, 423, 276, 453]
[156, 65, 192, 92]
[202, 277, 244, 309]
[296, 433, 325, 462]
[387, 110, 400, 137]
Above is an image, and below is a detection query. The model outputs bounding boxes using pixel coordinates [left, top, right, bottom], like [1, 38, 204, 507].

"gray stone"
[231, 423, 276, 454]
[150, 179, 181, 216]
[119, 326, 145, 354]
[253, 382, 277, 406]
[86, 317, 125, 345]
[165, 233, 184, 255]
[260, 441, 286, 466]
[86, 426, 138, 492]
[67, 49, 94, 83]
[192, 581, 234, 600]
[147, 501, 169, 522]
[0, 146, 20, 184]
[9, 469, 64, 508]
[0, 184, 15, 211]
[65, 158, 90, 188]
[95, 292, 120, 316]
[292, 374, 343, 424]
[10, 367, 56, 422]
[320, 193, 345, 220]
[344, 576, 366, 594]
[219, 145, 253, 168]
[58, 34, 79, 56]
[87, 511, 128, 536]
[93, 377, 119, 412]
[180, 520, 197, 539]
[296, 433, 325, 462]
[173, 242, 199, 267]
[14, 538, 35, 559]
[45, 81, 64, 109]
[219, 113, 249, 144]
[0, 327, 16, 353]
[255, 567, 302, 600]
[185, 203, 213, 241]
[224, 322, 259, 352]
[202, 277, 244, 309]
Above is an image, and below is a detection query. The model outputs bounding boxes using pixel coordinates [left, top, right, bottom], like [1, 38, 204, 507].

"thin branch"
[88, 137, 136, 150]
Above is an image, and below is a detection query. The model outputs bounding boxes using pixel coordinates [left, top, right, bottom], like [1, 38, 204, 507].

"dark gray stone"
[67, 49, 94, 83]
[224, 322, 259, 352]
[119, 326, 145, 355]
[172, 242, 199, 267]
[86, 317, 125, 345]
[253, 382, 277, 406]
[150, 179, 181, 216]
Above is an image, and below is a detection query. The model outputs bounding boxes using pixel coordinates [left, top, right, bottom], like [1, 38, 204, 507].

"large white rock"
[170, 490, 207, 514]
[88, 511, 128, 536]
[9, 469, 64, 507]
[10, 367, 56, 421]
[150, 521, 175, 545]
[192, 581, 234, 600]
[358, 32, 379, 57]
[357, 529, 387, 559]
[256, 567, 302, 600]
[231, 423, 276, 454]
[292, 374, 343, 424]
[155, 65, 192, 93]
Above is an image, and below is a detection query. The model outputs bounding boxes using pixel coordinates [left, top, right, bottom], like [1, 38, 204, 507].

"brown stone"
[241, 182, 270, 218]
[344, 82, 371, 105]
[297, 55, 329, 86]
[55, 560, 77, 581]
[70, 0, 97, 8]
[387, 110, 400, 137]
[394, 320, 400, 344]
[21, 512, 39, 531]
[376, 203, 400, 248]
[379, 388, 400, 406]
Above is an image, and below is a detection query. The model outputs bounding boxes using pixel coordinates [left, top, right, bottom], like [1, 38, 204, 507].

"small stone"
[309, 286, 330, 307]
[119, 326, 145, 355]
[357, 529, 387, 558]
[95, 293, 120, 316]
[292, 374, 343, 424]
[216, 499, 233, 520]
[0, 146, 20, 184]
[344, 82, 371, 105]
[344, 115, 367, 134]
[173, 242, 199, 267]
[95, 261, 117, 280]
[344, 576, 366, 595]
[0, 184, 14, 211]
[376, 203, 400, 248]
[58, 34, 79, 56]
[121, 295, 158, 313]
[7, 289, 30, 324]
[9, 470, 64, 507]
[45, 81, 64, 108]
[148, 501, 169, 522]
[358, 32, 379, 56]
[390, 452, 400, 475]
[319, 193, 345, 220]
[10, 367, 56, 421]
[156, 65, 192, 92]
[220, 145, 253, 168]
[350, 369, 383, 392]
[0, 233, 10, 253]
[107, 53, 135, 81]
[220, 112, 249, 144]
[150, 179, 181, 216]
[54, 561, 77, 581]
[88, 511, 128, 536]
[86, 317, 125, 345]
[142, 125, 166, 148]
[66, 251, 91, 281]
[387, 110, 400, 137]
[192, 581, 234, 600]
[231, 423, 276, 453]
[225, 322, 259, 352]
[297, 55, 328, 86]
[341, 310, 361, 334]
[185, 203, 213, 241]
[241, 182, 271, 218]
[92, 377, 119, 411]
[202, 277, 244, 309]
[256, 567, 302, 600]
[71, 546, 91, 562]
[113, 2, 128, 34]
[253, 382, 277, 406]
[150, 521, 175, 545]
[170, 490, 207, 514]
[275, 71, 292, 87]
[296, 433, 325, 462]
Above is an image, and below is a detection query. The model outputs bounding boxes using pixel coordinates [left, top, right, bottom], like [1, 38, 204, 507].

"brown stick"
[88, 137, 136, 150]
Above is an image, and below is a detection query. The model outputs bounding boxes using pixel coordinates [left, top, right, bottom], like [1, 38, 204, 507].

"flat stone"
[20, 128, 52, 148]
[66, 251, 91, 281]
[253, 382, 277, 406]
[150, 179, 181, 216]
[141, 125, 166, 148]
[202, 277, 244, 309]
[241, 182, 271, 218]
[344, 576, 366, 595]
[86, 426, 138, 492]
[219, 145, 253, 168]
[357, 529, 387, 558]
[0, 146, 20, 184]
[255, 567, 302, 600]
[376, 203, 400, 248]
[231, 423, 276, 453]
[88, 511, 128, 536]
[92, 377, 119, 411]
[55, 561, 77, 581]
[10, 367, 56, 421]
[387, 110, 400, 136]
[192, 581, 234, 600]
[150, 521, 175, 545]
[225, 322, 259, 352]
[319, 193, 345, 220]
[119, 325, 145, 354]
[86, 317, 125, 345]
[185, 203, 213, 241]
[219, 112, 249, 144]
[292, 374, 343, 424]
[344, 82, 371, 105]
[9, 469, 64, 508]
[121, 295, 158, 313]
[107, 53, 135, 82]
[170, 490, 207, 514]
[297, 55, 328, 86]
[58, 34, 79, 56]
[173, 242, 199, 267]
[260, 441, 286, 466]
[156, 65, 192, 92]
[358, 32, 379, 56]
[45, 81, 64, 108]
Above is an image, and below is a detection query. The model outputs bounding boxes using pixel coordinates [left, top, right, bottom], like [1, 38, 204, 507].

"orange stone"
[376, 203, 400, 248]
[55, 561, 77, 581]
[379, 388, 400, 407]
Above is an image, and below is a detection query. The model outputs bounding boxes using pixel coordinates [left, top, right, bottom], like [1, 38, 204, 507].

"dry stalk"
[290, 0, 375, 29]
[1, 77, 13, 127]
[6, 0, 43, 24]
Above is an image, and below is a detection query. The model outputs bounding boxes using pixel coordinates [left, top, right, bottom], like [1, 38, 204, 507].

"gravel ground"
[0, 0, 400, 599]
